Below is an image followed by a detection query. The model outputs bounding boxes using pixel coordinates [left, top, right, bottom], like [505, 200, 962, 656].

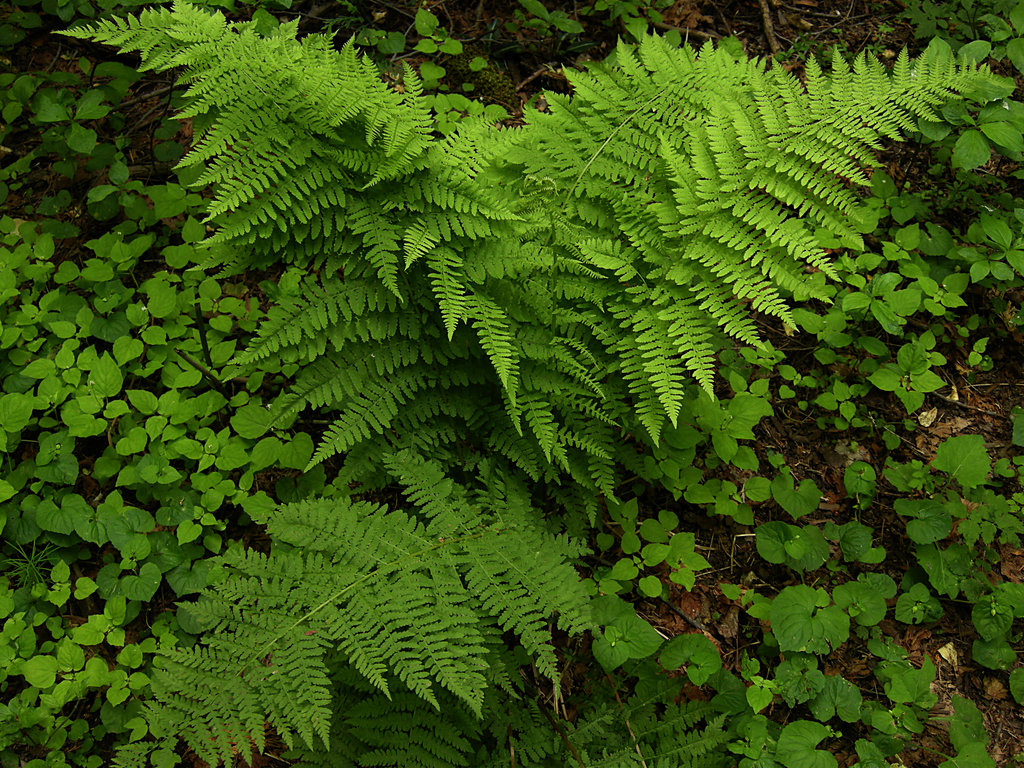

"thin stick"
[119, 84, 175, 110]
[757, 0, 782, 55]
[932, 392, 1002, 418]
[652, 21, 720, 40]
[517, 65, 556, 91]
[175, 349, 226, 393]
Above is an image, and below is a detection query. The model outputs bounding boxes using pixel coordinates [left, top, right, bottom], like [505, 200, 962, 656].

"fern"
[66, 6, 997, 765]
[129, 456, 589, 766]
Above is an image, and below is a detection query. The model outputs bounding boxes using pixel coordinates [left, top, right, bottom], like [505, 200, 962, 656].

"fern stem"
[539, 703, 589, 768]
[563, 91, 663, 204]
[605, 673, 649, 768]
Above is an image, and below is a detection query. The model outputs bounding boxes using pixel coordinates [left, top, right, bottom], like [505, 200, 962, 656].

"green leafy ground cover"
[2, 0, 1024, 766]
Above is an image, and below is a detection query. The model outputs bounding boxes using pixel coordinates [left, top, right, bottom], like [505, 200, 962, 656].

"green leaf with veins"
[932, 434, 990, 489]
[775, 720, 837, 768]
[770, 585, 850, 654]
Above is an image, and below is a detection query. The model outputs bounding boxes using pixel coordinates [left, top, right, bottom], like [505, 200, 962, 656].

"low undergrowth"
[2, 0, 1024, 766]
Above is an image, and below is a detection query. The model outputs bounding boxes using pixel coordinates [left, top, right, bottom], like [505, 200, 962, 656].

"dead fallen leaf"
[984, 678, 1007, 701]
[918, 407, 938, 427]
[718, 605, 740, 639]
[937, 642, 958, 668]
[999, 545, 1024, 583]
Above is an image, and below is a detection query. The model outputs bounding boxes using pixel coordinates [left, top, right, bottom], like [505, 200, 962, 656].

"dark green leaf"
[776, 720, 837, 768]
[771, 473, 820, 519]
[932, 434, 990, 488]
[952, 129, 991, 170]
[972, 637, 1016, 669]
[660, 633, 721, 685]
[980, 121, 1024, 152]
[66, 123, 97, 154]
[1007, 37, 1024, 74]
[89, 353, 124, 399]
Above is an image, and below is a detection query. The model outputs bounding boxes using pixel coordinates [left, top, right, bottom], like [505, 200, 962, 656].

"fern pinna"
[66, 5, 991, 766]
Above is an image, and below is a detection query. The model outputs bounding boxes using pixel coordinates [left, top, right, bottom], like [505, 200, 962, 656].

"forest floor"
[5, 0, 1024, 765]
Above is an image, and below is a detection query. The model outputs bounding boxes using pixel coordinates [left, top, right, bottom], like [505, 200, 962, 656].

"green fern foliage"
[127, 457, 590, 766]
[507, 35, 987, 435]
[66, 2, 990, 464]
[67, 5, 998, 766]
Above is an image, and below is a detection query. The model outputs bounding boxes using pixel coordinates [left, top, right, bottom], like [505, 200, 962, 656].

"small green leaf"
[971, 593, 1013, 641]
[746, 684, 774, 712]
[809, 674, 863, 723]
[895, 582, 943, 624]
[377, 31, 406, 54]
[980, 121, 1024, 152]
[36, 497, 78, 534]
[89, 353, 124, 399]
[932, 434, 990, 489]
[1007, 37, 1024, 73]
[1012, 409, 1024, 447]
[972, 637, 1016, 669]
[771, 473, 820, 520]
[771, 585, 849, 654]
[638, 518, 667, 543]
[21, 656, 58, 689]
[230, 403, 272, 439]
[66, 123, 97, 154]
[744, 476, 772, 502]
[593, 611, 662, 670]
[33, 90, 69, 122]
[519, 0, 551, 19]
[143, 276, 178, 318]
[74, 577, 98, 600]
[122, 562, 162, 602]
[74, 89, 110, 120]
[1009, 668, 1024, 705]
[592, 629, 630, 671]
[0, 392, 35, 432]
[637, 575, 662, 597]
[660, 633, 722, 685]
[895, 499, 953, 545]
[776, 720, 837, 768]
[414, 8, 439, 36]
[959, 39, 992, 63]
[868, 365, 901, 391]
[938, 741, 997, 768]
[952, 129, 991, 170]
[843, 461, 876, 503]
[614, 614, 663, 659]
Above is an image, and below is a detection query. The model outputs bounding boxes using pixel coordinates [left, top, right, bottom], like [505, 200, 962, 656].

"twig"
[175, 349, 227, 393]
[932, 391, 1002, 418]
[516, 65, 558, 91]
[119, 84, 175, 110]
[652, 21, 720, 40]
[756, 0, 782, 55]
[661, 596, 715, 636]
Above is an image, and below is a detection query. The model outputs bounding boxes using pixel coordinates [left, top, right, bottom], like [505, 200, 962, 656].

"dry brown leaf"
[718, 605, 740, 639]
[937, 642, 958, 668]
[984, 678, 1007, 701]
